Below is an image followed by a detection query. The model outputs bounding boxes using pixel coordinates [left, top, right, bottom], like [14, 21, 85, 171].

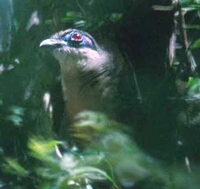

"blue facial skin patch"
[61, 30, 97, 50]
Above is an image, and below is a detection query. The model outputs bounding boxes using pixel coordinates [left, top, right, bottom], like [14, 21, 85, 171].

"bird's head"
[40, 29, 110, 72]
[40, 28, 98, 49]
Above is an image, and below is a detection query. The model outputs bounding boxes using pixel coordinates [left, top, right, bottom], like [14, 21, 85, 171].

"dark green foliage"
[1, 0, 200, 188]
[1, 111, 167, 188]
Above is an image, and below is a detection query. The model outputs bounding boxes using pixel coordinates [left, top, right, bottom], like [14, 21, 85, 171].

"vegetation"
[1, 0, 200, 188]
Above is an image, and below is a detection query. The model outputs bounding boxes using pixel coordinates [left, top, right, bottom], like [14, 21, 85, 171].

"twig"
[124, 53, 143, 104]
[152, 5, 174, 11]
[177, 0, 197, 73]
[76, 0, 86, 16]
[177, 1, 189, 50]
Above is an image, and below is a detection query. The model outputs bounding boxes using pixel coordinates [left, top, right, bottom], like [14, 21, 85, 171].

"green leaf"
[4, 158, 29, 177]
[110, 13, 123, 22]
[9, 106, 24, 116]
[61, 17, 75, 23]
[187, 77, 200, 97]
[191, 39, 200, 49]
[184, 24, 200, 30]
[66, 11, 82, 17]
[6, 115, 23, 126]
[45, 19, 53, 25]
[74, 20, 87, 28]
[28, 137, 62, 162]
[71, 166, 118, 187]
[194, 0, 200, 4]
[182, 7, 198, 11]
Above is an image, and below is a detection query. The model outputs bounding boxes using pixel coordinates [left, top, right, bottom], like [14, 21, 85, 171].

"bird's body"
[40, 29, 118, 123]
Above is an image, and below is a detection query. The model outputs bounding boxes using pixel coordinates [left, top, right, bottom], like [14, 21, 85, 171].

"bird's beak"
[39, 38, 67, 47]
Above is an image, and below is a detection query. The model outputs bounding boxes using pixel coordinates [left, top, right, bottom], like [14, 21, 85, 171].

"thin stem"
[124, 53, 143, 104]
[76, 0, 86, 16]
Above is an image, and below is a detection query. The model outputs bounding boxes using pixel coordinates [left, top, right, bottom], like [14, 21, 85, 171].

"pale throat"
[54, 47, 110, 122]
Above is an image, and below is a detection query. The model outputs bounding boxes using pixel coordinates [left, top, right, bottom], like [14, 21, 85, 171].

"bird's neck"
[58, 48, 112, 123]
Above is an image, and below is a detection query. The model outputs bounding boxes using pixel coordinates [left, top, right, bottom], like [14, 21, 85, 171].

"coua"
[40, 29, 118, 123]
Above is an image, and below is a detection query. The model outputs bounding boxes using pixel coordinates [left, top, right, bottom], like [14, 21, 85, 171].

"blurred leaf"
[6, 106, 24, 126]
[60, 153, 79, 170]
[194, 0, 200, 4]
[9, 106, 24, 116]
[28, 137, 62, 162]
[61, 11, 84, 24]
[0, 147, 4, 154]
[187, 77, 200, 97]
[6, 115, 23, 126]
[70, 166, 117, 187]
[185, 24, 200, 29]
[66, 11, 82, 17]
[45, 19, 53, 25]
[109, 13, 123, 22]
[56, 176, 69, 189]
[191, 39, 200, 49]
[89, 20, 105, 32]
[182, 7, 198, 11]
[4, 158, 29, 177]
[26, 135, 118, 189]
[61, 17, 75, 23]
[74, 111, 109, 130]
[36, 167, 61, 179]
[181, 0, 200, 6]
[74, 20, 87, 28]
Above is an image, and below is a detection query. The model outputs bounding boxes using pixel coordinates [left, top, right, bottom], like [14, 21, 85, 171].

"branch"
[177, 0, 197, 73]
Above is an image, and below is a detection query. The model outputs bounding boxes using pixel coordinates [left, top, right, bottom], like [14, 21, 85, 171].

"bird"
[40, 29, 120, 124]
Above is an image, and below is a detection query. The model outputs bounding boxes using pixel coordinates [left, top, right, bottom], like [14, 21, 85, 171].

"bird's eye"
[71, 33, 83, 42]
[62, 30, 96, 50]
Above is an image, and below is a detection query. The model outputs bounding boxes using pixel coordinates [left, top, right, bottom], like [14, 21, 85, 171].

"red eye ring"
[71, 32, 83, 41]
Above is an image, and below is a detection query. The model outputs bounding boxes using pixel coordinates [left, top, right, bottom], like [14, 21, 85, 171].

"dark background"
[1, 0, 200, 188]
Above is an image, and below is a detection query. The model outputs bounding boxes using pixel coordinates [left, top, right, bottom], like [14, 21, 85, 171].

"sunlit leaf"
[187, 77, 200, 97]
[28, 137, 62, 162]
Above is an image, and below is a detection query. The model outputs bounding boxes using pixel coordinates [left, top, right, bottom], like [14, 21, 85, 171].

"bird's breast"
[52, 43, 115, 122]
